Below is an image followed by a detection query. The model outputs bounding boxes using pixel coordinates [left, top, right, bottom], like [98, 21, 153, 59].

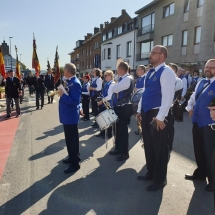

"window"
[182, 30, 188, 46]
[184, 0, 190, 12]
[127, 41, 132, 57]
[162, 34, 173, 46]
[86, 59, 88, 69]
[86, 46, 88, 56]
[141, 41, 154, 59]
[108, 31, 112, 39]
[128, 23, 134, 30]
[76, 53, 79, 59]
[118, 26, 122, 34]
[197, 0, 204, 7]
[116, 45, 121, 58]
[163, 3, 175, 18]
[90, 45, 91, 55]
[141, 13, 155, 34]
[103, 49, 106, 60]
[103, 34, 106, 41]
[194, 26, 201, 44]
[89, 59, 91, 68]
[108, 48, 111, 59]
[94, 41, 99, 49]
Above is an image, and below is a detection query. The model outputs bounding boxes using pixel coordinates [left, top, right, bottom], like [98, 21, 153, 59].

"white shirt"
[111, 73, 132, 94]
[181, 77, 188, 97]
[137, 63, 176, 121]
[114, 74, 119, 82]
[104, 82, 115, 101]
[175, 77, 183, 92]
[186, 77, 215, 112]
[82, 82, 90, 95]
[93, 77, 102, 91]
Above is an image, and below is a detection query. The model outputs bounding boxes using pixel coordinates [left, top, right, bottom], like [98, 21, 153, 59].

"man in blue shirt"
[58, 63, 82, 173]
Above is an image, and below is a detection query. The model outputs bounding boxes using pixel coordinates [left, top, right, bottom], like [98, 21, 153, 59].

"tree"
[19, 62, 29, 70]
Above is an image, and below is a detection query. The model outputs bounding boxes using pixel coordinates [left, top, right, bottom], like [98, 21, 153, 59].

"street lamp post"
[9, 37, 13, 70]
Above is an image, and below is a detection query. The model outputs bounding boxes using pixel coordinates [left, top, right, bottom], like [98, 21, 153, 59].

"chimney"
[111, 17, 117, 23]
[100, 24, 103, 31]
[94, 27, 99, 34]
[87, 33, 93, 39]
[104, 21, 109, 27]
[84, 36, 87, 41]
[122, 9, 126, 15]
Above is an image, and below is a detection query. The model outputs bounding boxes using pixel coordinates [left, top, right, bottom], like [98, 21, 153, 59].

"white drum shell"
[96, 109, 118, 131]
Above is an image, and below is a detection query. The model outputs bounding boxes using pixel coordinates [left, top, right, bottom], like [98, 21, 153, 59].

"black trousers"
[114, 112, 129, 156]
[6, 97, 20, 116]
[91, 95, 99, 117]
[36, 90, 44, 108]
[20, 89, 24, 103]
[29, 85, 34, 95]
[141, 109, 172, 184]
[82, 95, 90, 120]
[192, 123, 215, 184]
[63, 124, 81, 167]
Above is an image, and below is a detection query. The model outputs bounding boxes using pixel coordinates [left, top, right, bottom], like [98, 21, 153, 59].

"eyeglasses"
[150, 52, 162, 55]
[104, 75, 110, 77]
[204, 67, 215, 70]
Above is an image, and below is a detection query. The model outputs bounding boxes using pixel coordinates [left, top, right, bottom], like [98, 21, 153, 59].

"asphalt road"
[0, 93, 214, 215]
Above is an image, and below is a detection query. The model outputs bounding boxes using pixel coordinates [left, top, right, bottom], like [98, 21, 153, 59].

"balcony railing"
[136, 52, 150, 61]
[138, 24, 154, 36]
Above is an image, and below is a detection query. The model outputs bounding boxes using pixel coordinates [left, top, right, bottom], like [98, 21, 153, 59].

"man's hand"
[88, 87, 93, 91]
[19, 91, 22, 96]
[208, 106, 215, 121]
[80, 109, 85, 117]
[58, 89, 64, 97]
[97, 101, 103, 106]
[136, 113, 142, 122]
[188, 109, 193, 118]
[153, 117, 166, 131]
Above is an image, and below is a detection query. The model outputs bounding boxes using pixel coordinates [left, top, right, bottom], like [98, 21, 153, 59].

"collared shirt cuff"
[186, 106, 192, 112]
[156, 114, 165, 121]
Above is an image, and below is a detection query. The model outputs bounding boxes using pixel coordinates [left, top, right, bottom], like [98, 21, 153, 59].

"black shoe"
[48, 101, 50, 104]
[96, 133, 104, 137]
[16, 114, 21, 118]
[63, 157, 71, 164]
[20, 102, 22, 104]
[109, 150, 120, 155]
[137, 174, 153, 181]
[205, 184, 213, 192]
[146, 181, 167, 191]
[41, 106, 43, 109]
[64, 165, 80, 173]
[185, 174, 205, 180]
[134, 131, 140, 135]
[36, 107, 39, 110]
[5, 115, 11, 119]
[116, 154, 129, 161]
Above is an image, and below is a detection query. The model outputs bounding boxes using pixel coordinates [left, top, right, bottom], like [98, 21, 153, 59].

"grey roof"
[135, 0, 159, 14]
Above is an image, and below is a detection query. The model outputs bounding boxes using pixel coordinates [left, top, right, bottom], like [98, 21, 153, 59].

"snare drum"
[96, 109, 118, 130]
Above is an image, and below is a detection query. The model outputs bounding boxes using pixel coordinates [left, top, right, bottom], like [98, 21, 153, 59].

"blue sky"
[0, 0, 152, 70]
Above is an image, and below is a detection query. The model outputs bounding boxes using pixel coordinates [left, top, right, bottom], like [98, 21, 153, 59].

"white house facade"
[101, 17, 138, 72]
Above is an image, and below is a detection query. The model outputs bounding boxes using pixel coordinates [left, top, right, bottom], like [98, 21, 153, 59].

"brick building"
[135, 0, 215, 72]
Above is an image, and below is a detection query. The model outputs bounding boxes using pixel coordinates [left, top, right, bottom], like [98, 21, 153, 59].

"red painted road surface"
[0, 112, 20, 180]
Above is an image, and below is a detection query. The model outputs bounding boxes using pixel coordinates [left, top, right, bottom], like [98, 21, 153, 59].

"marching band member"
[176, 67, 188, 122]
[20, 73, 26, 104]
[134, 65, 146, 92]
[96, 70, 115, 138]
[109, 62, 133, 161]
[190, 69, 201, 90]
[168, 63, 183, 151]
[134, 65, 146, 135]
[58, 63, 82, 173]
[136, 45, 176, 191]
[89, 68, 102, 128]
[34, 74, 46, 110]
[185, 59, 215, 192]
[45, 69, 55, 104]
[81, 75, 91, 121]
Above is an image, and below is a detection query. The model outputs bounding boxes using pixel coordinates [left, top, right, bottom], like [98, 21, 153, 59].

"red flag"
[15, 46, 21, 80]
[54, 46, 60, 84]
[32, 34, 40, 77]
[0, 46, 6, 78]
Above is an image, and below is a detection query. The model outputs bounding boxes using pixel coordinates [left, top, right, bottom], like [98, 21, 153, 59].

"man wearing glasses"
[185, 59, 215, 192]
[136, 45, 176, 191]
